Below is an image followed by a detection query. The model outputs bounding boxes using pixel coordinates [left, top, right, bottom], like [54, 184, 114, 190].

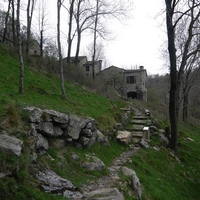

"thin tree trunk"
[26, 0, 35, 55]
[11, 0, 16, 46]
[182, 91, 189, 122]
[3, 0, 11, 43]
[57, 0, 66, 98]
[75, 31, 81, 64]
[67, 0, 75, 63]
[17, 0, 24, 94]
[92, 0, 99, 79]
[40, 30, 43, 56]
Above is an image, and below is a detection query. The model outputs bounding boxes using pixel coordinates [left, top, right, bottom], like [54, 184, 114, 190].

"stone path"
[80, 108, 150, 200]
[81, 148, 138, 199]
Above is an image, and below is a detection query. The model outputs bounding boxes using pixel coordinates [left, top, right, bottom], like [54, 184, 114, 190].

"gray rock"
[139, 139, 149, 148]
[37, 169, 76, 194]
[117, 130, 132, 145]
[159, 133, 169, 146]
[43, 109, 69, 124]
[149, 125, 158, 133]
[24, 107, 43, 123]
[81, 155, 105, 171]
[83, 188, 124, 200]
[79, 136, 90, 146]
[36, 122, 63, 137]
[63, 190, 83, 200]
[121, 166, 135, 176]
[82, 128, 93, 137]
[132, 170, 142, 200]
[96, 130, 110, 146]
[35, 133, 49, 152]
[86, 131, 97, 148]
[0, 171, 11, 179]
[0, 134, 23, 156]
[68, 115, 90, 140]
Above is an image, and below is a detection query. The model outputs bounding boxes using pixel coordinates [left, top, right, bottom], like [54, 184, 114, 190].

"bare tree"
[181, 54, 200, 122]
[37, 0, 49, 57]
[67, 0, 75, 63]
[11, 0, 16, 46]
[57, 0, 66, 98]
[16, 0, 24, 94]
[3, 0, 11, 43]
[92, 0, 99, 79]
[165, 0, 200, 153]
[26, 0, 36, 55]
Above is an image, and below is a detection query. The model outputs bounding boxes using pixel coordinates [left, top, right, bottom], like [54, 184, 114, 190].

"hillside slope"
[0, 44, 200, 200]
[0, 44, 125, 131]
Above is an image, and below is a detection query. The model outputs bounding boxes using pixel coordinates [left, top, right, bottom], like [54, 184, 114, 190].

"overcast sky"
[104, 0, 168, 75]
[1, 0, 168, 75]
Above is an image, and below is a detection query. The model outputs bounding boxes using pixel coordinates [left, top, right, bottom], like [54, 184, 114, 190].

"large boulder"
[0, 134, 23, 156]
[81, 155, 105, 171]
[117, 130, 132, 145]
[83, 188, 124, 200]
[24, 107, 43, 123]
[68, 114, 91, 140]
[43, 109, 69, 124]
[96, 129, 110, 146]
[158, 133, 169, 146]
[121, 166, 135, 176]
[36, 169, 82, 199]
[36, 122, 63, 137]
[35, 133, 49, 153]
[132, 170, 142, 200]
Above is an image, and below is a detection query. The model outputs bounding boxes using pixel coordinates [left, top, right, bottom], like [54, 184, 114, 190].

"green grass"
[123, 123, 200, 200]
[0, 43, 126, 131]
[0, 43, 200, 200]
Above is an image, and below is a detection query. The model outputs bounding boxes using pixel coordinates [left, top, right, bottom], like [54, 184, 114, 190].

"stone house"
[97, 65, 147, 101]
[29, 40, 41, 56]
[63, 56, 102, 77]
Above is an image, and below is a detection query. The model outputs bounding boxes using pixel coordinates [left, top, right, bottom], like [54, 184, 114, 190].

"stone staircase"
[126, 109, 151, 144]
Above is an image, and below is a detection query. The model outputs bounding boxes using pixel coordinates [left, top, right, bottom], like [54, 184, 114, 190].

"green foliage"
[124, 124, 200, 199]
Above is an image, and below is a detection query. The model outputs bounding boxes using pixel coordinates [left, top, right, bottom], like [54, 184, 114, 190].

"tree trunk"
[165, 0, 178, 153]
[11, 0, 16, 46]
[67, 0, 75, 63]
[182, 90, 189, 122]
[92, 0, 99, 79]
[75, 31, 81, 64]
[26, 0, 35, 55]
[57, 0, 66, 98]
[40, 30, 43, 56]
[17, 0, 24, 94]
[3, 0, 11, 43]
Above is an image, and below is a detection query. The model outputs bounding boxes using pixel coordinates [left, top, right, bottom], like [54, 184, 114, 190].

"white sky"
[104, 0, 168, 75]
[1, 0, 168, 75]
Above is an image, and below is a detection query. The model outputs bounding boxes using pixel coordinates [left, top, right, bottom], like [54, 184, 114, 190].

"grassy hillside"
[0, 43, 125, 131]
[0, 43, 199, 200]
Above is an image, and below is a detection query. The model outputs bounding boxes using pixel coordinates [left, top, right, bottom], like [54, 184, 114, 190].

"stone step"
[126, 125, 144, 131]
[131, 132, 143, 138]
[132, 138, 141, 144]
[132, 115, 149, 120]
[129, 119, 149, 125]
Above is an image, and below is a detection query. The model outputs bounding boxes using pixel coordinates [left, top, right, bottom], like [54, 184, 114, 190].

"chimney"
[139, 66, 144, 70]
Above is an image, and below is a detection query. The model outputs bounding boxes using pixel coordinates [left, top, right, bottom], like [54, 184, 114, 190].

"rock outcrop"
[0, 133, 23, 156]
[37, 169, 83, 199]
[24, 107, 107, 151]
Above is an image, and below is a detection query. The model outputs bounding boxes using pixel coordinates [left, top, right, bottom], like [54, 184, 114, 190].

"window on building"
[126, 76, 136, 84]
[86, 66, 90, 72]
